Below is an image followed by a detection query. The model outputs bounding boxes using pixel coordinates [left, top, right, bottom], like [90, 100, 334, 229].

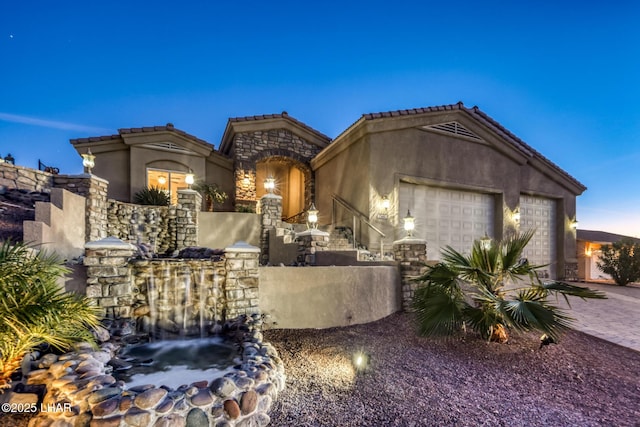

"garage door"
[519, 195, 556, 278]
[399, 183, 494, 260]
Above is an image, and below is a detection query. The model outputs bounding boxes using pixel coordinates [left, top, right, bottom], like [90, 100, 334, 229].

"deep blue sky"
[1, 1, 638, 236]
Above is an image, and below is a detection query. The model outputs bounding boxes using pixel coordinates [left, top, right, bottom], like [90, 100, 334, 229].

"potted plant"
[193, 182, 228, 211]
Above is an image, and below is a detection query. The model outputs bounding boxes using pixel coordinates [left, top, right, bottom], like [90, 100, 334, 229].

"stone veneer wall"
[231, 129, 322, 208]
[296, 229, 330, 265]
[258, 194, 283, 265]
[0, 162, 54, 191]
[84, 238, 260, 323]
[393, 238, 428, 310]
[106, 201, 177, 254]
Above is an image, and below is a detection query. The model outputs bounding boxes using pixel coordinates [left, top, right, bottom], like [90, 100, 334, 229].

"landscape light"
[403, 209, 415, 237]
[352, 351, 368, 371]
[81, 149, 95, 174]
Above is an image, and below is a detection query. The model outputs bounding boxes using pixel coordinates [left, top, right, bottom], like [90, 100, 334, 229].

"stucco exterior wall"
[92, 149, 129, 202]
[259, 265, 401, 329]
[198, 212, 261, 249]
[313, 135, 371, 229]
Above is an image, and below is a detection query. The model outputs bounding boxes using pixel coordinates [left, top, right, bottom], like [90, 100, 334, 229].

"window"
[147, 168, 189, 204]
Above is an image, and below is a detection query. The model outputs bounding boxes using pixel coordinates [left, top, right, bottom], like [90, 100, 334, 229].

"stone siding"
[393, 239, 428, 310]
[54, 175, 109, 242]
[107, 201, 177, 254]
[0, 162, 54, 192]
[232, 129, 321, 208]
[258, 194, 282, 265]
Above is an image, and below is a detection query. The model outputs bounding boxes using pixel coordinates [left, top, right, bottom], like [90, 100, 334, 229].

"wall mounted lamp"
[81, 149, 95, 174]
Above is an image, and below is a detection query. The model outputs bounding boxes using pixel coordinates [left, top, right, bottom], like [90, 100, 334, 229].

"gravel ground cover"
[265, 312, 640, 427]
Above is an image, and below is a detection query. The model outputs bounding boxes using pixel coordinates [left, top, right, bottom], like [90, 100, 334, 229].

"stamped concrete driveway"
[561, 282, 640, 352]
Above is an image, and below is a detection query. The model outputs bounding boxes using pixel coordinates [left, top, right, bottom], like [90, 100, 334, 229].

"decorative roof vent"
[141, 142, 196, 155]
[423, 122, 483, 141]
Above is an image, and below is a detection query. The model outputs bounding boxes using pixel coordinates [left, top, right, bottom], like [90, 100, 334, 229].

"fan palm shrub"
[0, 241, 101, 391]
[413, 229, 606, 343]
[134, 186, 170, 206]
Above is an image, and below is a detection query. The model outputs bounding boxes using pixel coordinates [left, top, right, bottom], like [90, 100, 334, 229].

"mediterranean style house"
[70, 102, 585, 279]
[576, 229, 640, 282]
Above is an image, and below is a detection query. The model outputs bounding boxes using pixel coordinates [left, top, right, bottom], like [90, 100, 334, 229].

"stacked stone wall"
[393, 239, 428, 310]
[0, 162, 54, 192]
[106, 201, 177, 254]
[232, 129, 321, 207]
[259, 194, 282, 265]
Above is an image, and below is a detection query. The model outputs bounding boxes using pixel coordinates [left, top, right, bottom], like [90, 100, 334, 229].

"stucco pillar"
[259, 194, 283, 265]
[393, 237, 428, 311]
[176, 189, 202, 249]
[53, 174, 109, 242]
[83, 236, 137, 318]
[224, 241, 261, 319]
[296, 229, 330, 265]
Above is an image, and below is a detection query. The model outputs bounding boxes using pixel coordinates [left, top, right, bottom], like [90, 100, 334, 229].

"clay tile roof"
[577, 229, 640, 244]
[71, 123, 213, 148]
[228, 111, 331, 141]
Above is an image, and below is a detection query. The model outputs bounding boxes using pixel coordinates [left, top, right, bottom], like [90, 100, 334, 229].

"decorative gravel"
[264, 312, 640, 427]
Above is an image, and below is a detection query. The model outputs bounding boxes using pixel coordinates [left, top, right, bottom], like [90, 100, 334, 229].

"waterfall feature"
[130, 259, 225, 338]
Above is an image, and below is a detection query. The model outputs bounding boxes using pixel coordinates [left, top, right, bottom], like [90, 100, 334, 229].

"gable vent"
[423, 122, 483, 141]
[141, 142, 197, 155]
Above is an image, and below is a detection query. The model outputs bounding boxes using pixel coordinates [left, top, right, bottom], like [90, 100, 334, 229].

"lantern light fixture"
[403, 209, 415, 237]
[185, 171, 195, 189]
[307, 203, 319, 229]
[480, 232, 492, 250]
[571, 218, 579, 229]
[81, 149, 95, 174]
[264, 176, 276, 193]
[381, 196, 391, 211]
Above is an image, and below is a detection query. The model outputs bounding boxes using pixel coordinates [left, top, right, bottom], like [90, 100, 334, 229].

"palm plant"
[193, 181, 227, 211]
[413, 229, 606, 343]
[0, 241, 101, 391]
[134, 186, 170, 206]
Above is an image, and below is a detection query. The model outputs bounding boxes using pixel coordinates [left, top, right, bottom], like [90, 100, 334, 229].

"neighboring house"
[577, 229, 640, 282]
[70, 102, 585, 279]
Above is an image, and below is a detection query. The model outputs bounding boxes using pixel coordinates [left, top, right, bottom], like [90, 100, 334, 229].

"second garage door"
[399, 183, 495, 260]
[519, 195, 556, 278]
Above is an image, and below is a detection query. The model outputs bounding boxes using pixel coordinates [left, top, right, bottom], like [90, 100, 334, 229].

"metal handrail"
[331, 194, 386, 243]
[283, 210, 306, 223]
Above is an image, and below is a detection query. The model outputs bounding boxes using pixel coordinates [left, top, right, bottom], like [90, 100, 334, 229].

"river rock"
[190, 389, 214, 407]
[134, 387, 168, 409]
[90, 415, 122, 427]
[156, 397, 174, 414]
[124, 407, 152, 426]
[240, 389, 258, 415]
[186, 407, 210, 426]
[223, 399, 241, 419]
[155, 413, 185, 427]
[91, 396, 120, 417]
[209, 377, 235, 398]
[88, 387, 123, 405]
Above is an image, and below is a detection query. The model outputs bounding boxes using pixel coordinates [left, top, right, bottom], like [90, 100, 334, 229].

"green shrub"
[134, 186, 170, 206]
[597, 238, 640, 286]
[0, 241, 101, 391]
[413, 230, 606, 343]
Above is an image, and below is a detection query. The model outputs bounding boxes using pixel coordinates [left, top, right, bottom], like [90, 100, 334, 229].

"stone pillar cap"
[295, 229, 330, 238]
[85, 236, 136, 250]
[71, 173, 109, 184]
[225, 241, 261, 253]
[260, 193, 282, 200]
[393, 237, 427, 245]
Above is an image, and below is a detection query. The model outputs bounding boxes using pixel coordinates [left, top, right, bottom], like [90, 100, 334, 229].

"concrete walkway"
[560, 281, 640, 352]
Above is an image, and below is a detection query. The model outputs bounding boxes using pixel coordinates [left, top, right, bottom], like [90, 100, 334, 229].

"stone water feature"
[20, 238, 285, 426]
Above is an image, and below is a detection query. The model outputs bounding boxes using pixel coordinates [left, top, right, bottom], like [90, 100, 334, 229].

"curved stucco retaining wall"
[259, 266, 401, 329]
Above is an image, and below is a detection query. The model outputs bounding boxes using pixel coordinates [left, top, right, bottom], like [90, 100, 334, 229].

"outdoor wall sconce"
[480, 232, 492, 250]
[158, 175, 167, 185]
[242, 174, 250, 186]
[512, 208, 520, 224]
[307, 203, 319, 229]
[81, 149, 95, 174]
[403, 209, 415, 237]
[264, 176, 276, 194]
[571, 218, 579, 229]
[381, 196, 391, 211]
[185, 172, 195, 189]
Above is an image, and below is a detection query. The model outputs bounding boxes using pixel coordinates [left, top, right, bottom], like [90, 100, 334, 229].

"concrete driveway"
[560, 282, 640, 352]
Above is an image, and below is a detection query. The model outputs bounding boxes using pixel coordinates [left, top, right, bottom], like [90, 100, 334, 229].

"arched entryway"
[256, 157, 310, 221]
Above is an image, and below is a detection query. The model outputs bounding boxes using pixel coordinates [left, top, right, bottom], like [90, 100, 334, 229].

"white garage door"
[519, 195, 556, 278]
[399, 183, 494, 260]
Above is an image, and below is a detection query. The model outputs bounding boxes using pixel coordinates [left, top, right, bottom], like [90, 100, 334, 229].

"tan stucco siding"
[94, 149, 129, 201]
[259, 266, 401, 329]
